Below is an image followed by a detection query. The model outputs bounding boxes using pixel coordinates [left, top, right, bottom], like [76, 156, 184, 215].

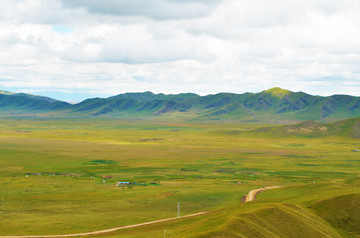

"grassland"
[0, 119, 359, 237]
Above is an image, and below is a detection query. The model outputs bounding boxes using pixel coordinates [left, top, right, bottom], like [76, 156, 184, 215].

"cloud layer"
[0, 0, 359, 101]
[60, 0, 220, 20]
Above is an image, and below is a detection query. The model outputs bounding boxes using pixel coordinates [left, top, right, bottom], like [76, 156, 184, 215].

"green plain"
[0, 119, 359, 237]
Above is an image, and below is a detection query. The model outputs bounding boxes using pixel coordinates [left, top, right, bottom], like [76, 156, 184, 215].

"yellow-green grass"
[90, 183, 360, 237]
[99, 184, 360, 237]
[0, 119, 359, 236]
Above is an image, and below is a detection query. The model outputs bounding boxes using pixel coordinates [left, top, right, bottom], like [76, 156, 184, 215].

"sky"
[0, 0, 359, 102]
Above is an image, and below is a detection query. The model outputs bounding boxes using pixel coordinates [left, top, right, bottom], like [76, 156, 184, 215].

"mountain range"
[1, 87, 360, 122]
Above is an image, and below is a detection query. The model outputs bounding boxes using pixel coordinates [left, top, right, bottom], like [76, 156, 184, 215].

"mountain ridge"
[0, 90, 71, 113]
[1, 87, 360, 122]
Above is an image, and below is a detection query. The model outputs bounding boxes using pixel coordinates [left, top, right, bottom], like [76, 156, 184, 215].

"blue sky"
[0, 0, 359, 102]
[52, 25, 74, 34]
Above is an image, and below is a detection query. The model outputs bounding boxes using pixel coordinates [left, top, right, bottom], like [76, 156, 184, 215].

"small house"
[116, 182, 130, 187]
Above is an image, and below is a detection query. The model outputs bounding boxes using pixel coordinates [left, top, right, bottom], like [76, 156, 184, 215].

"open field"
[0, 119, 359, 237]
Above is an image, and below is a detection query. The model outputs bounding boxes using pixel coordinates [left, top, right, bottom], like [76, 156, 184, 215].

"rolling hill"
[1, 87, 360, 121]
[249, 116, 360, 138]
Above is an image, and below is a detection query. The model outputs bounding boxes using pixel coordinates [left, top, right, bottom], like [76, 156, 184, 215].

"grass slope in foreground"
[0, 119, 359, 237]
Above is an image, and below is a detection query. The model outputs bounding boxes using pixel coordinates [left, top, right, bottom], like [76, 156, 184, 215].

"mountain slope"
[0, 91, 70, 113]
[1, 88, 360, 121]
[65, 87, 360, 121]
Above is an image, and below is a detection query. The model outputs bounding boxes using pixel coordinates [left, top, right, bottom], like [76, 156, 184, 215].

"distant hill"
[0, 90, 70, 114]
[1, 87, 360, 121]
[251, 117, 360, 138]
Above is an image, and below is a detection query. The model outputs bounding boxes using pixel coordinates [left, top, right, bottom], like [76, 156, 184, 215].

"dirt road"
[1, 186, 280, 238]
[243, 186, 281, 202]
[0, 211, 210, 238]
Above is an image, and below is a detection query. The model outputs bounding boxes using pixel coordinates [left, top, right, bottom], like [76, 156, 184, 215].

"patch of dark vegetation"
[213, 170, 259, 175]
[26, 172, 42, 176]
[139, 138, 164, 141]
[267, 171, 351, 178]
[214, 170, 236, 173]
[282, 155, 315, 158]
[243, 152, 265, 155]
[167, 175, 186, 180]
[209, 158, 228, 161]
[240, 168, 263, 172]
[297, 163, 318, 167]
[286, 144, 305, 147]
[56, 173, 81, 177]
[214, 130, 243, 135]
[186, 175, 203, 179]
[237, 171, 260, 175]
[87, 160, 117, 165]
[229, 181, 239, 184]
[326, 142, 350, 145]
[180, 168, 198, 172]
[337, 164, 360, 167]
[26, 172, 81, 177]
[344, 177, 360, 185]
[133, 175, 164, 180]
[41, 172, 57, 175]
[345, 160, 360, 162]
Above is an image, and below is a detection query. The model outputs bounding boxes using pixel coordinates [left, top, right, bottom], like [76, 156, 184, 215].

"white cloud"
[54, 24, 215, 64]
[60, 0, 221, 20]
[0, 0, 359, 101]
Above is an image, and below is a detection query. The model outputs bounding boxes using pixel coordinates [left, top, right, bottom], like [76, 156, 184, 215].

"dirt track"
[0, 186, 280, 238]
[243, 186, 281, 202]
[0, 211, 210, 238]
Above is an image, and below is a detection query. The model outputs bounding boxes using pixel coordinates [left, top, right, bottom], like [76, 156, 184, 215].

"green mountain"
[66, 87, 360, 121]
[1, 87, 360, 121]
[0, 90, 70, 114]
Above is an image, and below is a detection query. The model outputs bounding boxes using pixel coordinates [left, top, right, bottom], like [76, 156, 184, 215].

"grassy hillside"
[311, 193, 360, 237]
[249, 116, 360, 138]
[100, 184, 360, 237]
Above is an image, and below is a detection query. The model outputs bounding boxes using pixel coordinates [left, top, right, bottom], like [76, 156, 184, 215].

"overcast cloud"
[0, 0, 359, 101]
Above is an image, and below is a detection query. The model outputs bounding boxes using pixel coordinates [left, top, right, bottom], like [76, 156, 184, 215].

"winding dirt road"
[0, 186, 280, 238]
[243, 186, 281, 202]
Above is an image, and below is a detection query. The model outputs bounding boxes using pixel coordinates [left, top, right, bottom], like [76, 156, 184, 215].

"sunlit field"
[0, 119, 359, 237]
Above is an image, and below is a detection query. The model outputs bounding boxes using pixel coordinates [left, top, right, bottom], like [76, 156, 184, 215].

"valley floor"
[0, 119, 359, 237]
